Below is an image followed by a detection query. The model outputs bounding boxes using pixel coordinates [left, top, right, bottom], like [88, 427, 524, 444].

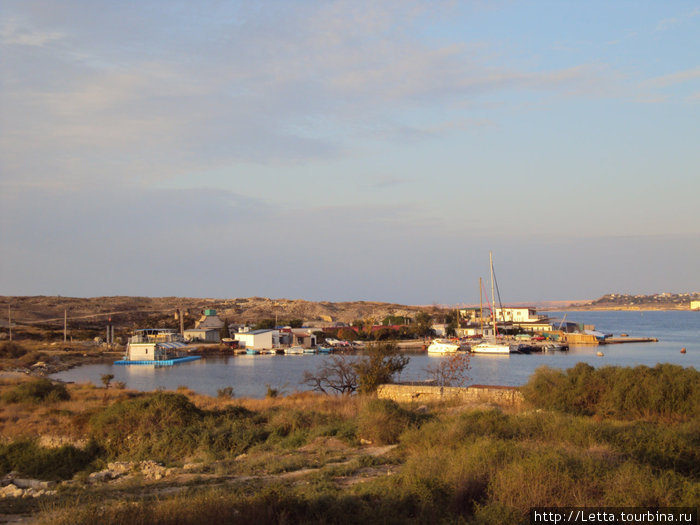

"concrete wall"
[377, 383, 524, 407]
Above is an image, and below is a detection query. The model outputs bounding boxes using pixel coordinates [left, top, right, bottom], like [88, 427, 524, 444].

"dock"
[114, 356, 202, 366]
[602, 337, 658, 345]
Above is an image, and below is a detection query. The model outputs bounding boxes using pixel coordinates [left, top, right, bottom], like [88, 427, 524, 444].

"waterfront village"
[119, 305, 656, 364]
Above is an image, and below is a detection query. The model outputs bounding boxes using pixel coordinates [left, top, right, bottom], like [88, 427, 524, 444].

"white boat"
[471, 340, 517, 354]
[284, 346, 304, 354]
[427, 339, 469, 353]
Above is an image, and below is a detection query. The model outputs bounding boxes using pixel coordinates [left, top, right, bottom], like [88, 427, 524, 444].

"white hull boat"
[427, 339, 469, 353]
[471, 340, 516, 354]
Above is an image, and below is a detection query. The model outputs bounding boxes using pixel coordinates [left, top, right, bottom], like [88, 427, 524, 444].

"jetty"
[603, 337, 658, 345]
[115, 355, 202, 366]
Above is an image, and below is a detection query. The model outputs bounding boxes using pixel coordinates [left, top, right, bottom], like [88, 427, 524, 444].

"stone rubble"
[0, 460, 172, 498]
[87, 460, 170, 484]
[0, 472, 57, 499]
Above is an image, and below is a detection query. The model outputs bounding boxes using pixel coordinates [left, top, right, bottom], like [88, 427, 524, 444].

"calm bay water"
[51, 310, 699, 398]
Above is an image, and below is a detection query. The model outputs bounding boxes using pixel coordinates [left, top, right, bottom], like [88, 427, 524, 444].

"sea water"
[51, 310, 699, 398]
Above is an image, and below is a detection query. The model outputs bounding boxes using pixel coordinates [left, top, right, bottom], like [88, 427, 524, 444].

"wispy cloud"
[654, 6, 700, 32]
[370, 176, 411, 189]
[1, 0, 616, 191]
[0, 17, 63, 46]
[643, 67, 700, 89]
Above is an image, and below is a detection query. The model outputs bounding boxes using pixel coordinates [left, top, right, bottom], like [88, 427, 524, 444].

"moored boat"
[427, 338, 469, 353]
[471, 340, 517, 354]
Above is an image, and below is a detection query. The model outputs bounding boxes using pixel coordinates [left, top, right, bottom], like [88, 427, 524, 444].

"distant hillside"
[569, 292, 700, 310]
[0, 296, 431, 332]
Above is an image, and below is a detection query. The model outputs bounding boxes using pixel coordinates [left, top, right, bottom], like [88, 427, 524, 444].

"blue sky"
[1, 1, 699, 304]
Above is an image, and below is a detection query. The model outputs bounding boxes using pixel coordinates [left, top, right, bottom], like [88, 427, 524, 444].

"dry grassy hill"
[0, 296, 431, 335]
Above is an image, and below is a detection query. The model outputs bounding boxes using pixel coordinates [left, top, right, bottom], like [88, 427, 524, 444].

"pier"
[602, 337, 658, 345]
[114, 356, 202, 366]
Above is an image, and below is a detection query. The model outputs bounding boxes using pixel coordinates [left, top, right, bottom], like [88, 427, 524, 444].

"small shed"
[183, 328, 221, 343]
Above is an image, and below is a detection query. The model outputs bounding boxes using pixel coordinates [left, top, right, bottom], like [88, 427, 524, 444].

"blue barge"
[119, 329, 201, 366]
[115, 355, 202, 366]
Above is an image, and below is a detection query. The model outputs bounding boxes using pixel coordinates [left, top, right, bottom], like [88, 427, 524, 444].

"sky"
[1, 0, 699, 305]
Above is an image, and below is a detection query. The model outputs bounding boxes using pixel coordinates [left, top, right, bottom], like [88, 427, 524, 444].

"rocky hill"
[0, 296, 430, 333]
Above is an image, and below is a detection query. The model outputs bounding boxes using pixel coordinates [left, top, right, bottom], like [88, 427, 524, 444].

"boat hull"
[471, 343, 514, 354]
[427, 339, 469, 353]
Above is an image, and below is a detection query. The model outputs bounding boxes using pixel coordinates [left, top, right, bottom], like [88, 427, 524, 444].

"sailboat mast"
[490, 251, 497, 337]
[479, 277, 483, 337]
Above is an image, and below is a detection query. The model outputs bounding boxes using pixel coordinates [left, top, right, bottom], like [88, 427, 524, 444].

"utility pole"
[64, 310, 67, 343]
[8, 305, 12, 342]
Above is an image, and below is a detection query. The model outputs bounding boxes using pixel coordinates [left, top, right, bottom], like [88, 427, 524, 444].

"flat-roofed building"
[234, 329, 280, 350]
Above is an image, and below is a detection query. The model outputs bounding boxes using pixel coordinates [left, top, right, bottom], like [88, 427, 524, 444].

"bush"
[0, 341, 29, 358]
[357, 399, 417, 445]
[353, 341, 409, 395]
[521, 363, 700, 419]
[217, 386, 235, 398]
[2, 379, 70, 403]
[0, 439, 99, 481]
[89, 392, 268, 461]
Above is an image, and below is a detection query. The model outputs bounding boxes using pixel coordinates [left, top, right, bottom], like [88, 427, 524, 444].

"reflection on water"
[51, 311, 700, 398]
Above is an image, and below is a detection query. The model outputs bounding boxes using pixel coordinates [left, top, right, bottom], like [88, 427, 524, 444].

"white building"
[691, 300, 700, 311]
[234, 329, 280, 350]
[492, 307, 543, 323]
[289, 329, 317, 348]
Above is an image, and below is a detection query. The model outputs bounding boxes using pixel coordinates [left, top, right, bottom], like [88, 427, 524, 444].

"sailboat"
[471, 252, 519, 354]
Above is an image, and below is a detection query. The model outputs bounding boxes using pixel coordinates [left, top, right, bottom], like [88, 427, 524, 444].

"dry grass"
[0, 380, 128, 441]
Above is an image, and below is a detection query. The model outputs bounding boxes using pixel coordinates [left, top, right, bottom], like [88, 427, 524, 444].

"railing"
[128, 333, 184, 344]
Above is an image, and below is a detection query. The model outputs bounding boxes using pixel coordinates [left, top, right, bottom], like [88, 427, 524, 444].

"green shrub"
[356, 398, 418, 445]
[216, 386, 234, 398]
[522, 363, 700, 419]
[0, 439, 99, 481]
[89, 393, 268, 461]
[2, 379, 70, 403]
[0, 341, 29, 358]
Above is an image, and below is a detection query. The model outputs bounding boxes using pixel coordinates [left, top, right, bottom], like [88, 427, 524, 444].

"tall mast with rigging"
[490, 251, 497, 337]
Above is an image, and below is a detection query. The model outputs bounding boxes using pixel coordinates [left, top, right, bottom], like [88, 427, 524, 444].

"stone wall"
[377, 383, 524, 407]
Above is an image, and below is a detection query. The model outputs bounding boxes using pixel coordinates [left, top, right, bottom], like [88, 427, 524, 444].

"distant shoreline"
[549, 306, 695, 312]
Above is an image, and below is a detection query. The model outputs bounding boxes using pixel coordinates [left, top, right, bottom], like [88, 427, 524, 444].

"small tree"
[220, 319, 231, 340]
[101, 374, 114, 389]
[445, 310, 459, 337]
[337, 327, 358, 341]
[303, 341, 410, 396]
[353, 341, 409, 395]
[424, 353, 471, 387]
[414, 312, 433, 338]
[254, 319, 276, 330]
[303, 355, 358, 395]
